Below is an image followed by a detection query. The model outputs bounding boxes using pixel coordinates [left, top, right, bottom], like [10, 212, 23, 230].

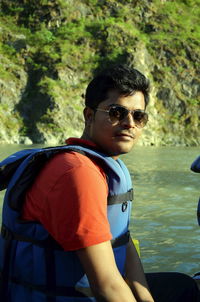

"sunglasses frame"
[95, 105, 148, 128]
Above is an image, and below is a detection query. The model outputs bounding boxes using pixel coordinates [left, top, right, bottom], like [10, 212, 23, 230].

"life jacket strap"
[111, 231, 130, 248]
[0, 232, 12, 300]
[108, 189, 133, 204]
[1, 224, 63, 249]
[45, 247, 56, 302]
[1, 224, 130, 249]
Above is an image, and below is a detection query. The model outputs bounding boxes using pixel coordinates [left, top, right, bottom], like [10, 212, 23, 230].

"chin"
[119, 142, 136, 153]
[108, 144, 135, 158]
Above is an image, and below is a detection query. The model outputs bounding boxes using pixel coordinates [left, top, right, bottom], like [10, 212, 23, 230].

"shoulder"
[46, 150, 106, 177]
[33, 150, 107, 190]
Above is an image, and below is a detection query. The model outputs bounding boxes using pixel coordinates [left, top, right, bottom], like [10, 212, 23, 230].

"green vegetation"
[0, 0, 199, 145]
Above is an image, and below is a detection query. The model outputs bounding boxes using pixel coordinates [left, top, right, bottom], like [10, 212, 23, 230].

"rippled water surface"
[0, 145, 199, 276]
[122, 146, 200, 276]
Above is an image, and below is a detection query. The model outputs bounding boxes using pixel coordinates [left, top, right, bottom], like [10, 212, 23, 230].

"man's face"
[85, 90, 146, 158]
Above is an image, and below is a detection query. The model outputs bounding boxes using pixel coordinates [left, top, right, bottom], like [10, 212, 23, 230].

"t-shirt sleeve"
[23, 156, 112, 251]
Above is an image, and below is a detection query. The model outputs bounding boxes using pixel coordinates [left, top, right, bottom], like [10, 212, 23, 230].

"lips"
[115, 132, 135, 139]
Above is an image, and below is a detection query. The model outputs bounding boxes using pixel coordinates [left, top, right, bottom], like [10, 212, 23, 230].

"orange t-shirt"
[22, 139, 112, 251]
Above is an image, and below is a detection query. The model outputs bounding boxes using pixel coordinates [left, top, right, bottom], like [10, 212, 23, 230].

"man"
[0, 65, 199, 302]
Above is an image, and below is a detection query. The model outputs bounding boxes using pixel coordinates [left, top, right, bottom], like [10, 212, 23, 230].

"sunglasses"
[95, 105, 148, 128]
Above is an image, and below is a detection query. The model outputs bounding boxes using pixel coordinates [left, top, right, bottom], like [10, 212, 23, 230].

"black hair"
[85, 65, 150, 109]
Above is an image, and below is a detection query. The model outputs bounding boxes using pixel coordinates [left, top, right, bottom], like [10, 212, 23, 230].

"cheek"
[136, 129, 143, 140]
[94, 116, 111, 131]
[93, 121, 113, 141]
[96, 123, 110, 136]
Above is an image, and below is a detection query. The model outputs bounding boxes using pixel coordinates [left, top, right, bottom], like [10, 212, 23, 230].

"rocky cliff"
[0, 0, 199, 145]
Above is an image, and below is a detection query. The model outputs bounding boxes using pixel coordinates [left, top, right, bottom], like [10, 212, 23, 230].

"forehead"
[99, 90, 145, 110]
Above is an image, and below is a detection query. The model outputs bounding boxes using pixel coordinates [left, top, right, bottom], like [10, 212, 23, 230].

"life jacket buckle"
[122, 201, 128, 212]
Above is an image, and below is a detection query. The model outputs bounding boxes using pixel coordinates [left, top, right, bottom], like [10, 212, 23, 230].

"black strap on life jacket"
[111, 230, 130, 248]
[108, 189, 133, 204]
[1, 224, 130, 250]
[45, 248, 56, 302]
[1, 224, 63, 250]
[0, 232, 12, 300]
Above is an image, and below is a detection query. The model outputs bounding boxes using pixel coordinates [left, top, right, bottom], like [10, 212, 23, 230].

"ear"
[83, 107, 95, 124]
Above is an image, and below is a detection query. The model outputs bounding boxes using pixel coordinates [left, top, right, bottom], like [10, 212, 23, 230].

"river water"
[0, 145, 199, 276]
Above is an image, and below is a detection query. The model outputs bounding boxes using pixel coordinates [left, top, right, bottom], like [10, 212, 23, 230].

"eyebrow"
[107, 104, 145, 111]
[107, 104, 124, 108]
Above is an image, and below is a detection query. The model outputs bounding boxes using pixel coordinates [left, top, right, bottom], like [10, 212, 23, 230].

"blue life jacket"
[191, 155, 200, 226]
[0, 145, 133, 302]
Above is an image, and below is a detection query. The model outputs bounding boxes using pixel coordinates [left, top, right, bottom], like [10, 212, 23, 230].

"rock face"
[0, 0, 199, 146]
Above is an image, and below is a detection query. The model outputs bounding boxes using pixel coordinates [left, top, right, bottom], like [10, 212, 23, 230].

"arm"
[76, 240, 137, 302]
[124, 237, 154, 302]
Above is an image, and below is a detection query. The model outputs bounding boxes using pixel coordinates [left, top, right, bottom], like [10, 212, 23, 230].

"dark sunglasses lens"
[108, 106, 148, 127]
[133, 111, 148, 127]
[109, 107, 127, 122]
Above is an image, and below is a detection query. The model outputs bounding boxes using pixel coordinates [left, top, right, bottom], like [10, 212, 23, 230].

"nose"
[120, 111, 136, 128]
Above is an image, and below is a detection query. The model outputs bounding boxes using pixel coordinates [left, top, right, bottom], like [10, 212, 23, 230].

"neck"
[80, 130, 91, 141]
[80, 131, 119, 160]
